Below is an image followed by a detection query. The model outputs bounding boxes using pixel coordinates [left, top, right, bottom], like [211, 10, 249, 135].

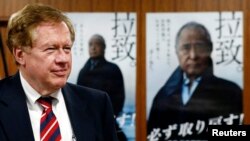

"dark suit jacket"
[0, 73, 118, 141]
[77, 57, 125, 117]
[147, 66, 242, 140]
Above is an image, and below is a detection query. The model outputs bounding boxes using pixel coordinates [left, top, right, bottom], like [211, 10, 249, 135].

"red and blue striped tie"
[37, 97, 62, 141]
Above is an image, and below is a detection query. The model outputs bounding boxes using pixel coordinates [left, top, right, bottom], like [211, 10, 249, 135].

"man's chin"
[52, 80, 67, 88]
[186, 69, 202, 77]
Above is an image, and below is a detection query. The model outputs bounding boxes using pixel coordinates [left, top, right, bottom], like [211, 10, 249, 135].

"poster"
[146, 12, 243, 140]
[66, 13, 136, 141]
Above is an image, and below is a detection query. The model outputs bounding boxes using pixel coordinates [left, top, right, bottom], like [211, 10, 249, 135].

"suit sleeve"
[103, 93, 119, 141]
[110, 67, 125, 116]
[76, 68, 84, 86]
[147, 94, 160, 134]
[0, 122, 7, 141]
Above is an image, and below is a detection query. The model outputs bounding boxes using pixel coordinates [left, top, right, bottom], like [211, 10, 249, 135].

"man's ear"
[13, 47, 25, 65]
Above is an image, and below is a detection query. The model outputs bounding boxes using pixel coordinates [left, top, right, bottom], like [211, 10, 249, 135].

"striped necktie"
[37, 97, 62, 141]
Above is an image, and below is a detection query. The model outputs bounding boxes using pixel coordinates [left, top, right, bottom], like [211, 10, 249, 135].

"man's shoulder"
[64, 83, 108, 99]
[0, 75, 20, 103]
[212, 76, 241, 89]
[154, 67, 183, 97]
[63, 83, 111, 110]
[105, 61, 120, 69]
[0, 76, 16, 92]
[0, 76, 12, 84]
[206, 76, 243, 95]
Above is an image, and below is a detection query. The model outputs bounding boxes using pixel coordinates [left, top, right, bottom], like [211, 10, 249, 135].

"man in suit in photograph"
[0, 3, 118, 141]
[147, 21, 243, 140]
[77, 34, 127, 141]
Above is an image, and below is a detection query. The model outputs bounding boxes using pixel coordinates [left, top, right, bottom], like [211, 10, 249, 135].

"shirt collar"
[19, 71, 61, 105]
[183, 73, 202, 85]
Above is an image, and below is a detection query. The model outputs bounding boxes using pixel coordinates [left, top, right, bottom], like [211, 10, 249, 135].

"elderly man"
[77, 34, 126, 141]
[147, 21, 242, 140]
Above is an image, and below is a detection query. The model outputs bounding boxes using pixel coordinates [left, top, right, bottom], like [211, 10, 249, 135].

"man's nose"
[89, 45, 96, 50]
[189, 46, 198, 59]
[55, 49, 69, 63]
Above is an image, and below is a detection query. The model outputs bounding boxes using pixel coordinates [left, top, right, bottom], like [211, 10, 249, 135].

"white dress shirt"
[182, 73, 201, 105]
[20, 72, 74, 141]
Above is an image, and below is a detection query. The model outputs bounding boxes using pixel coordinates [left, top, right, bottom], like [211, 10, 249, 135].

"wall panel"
[197, 0, 219, 11]
[0, 32, 5, 79]
[114, 0, 136, 12]
[36, 0, 72, 11]
[175, 0, 198, 11]
[0, 0, 36, 17]
[243, 0, 250, 124]
[150, 0, 176, 12]
[136, 0, 145, 140]
[0, 28, 17, 76]
[88, 0, 114, 11]
[219, 0, 243, 10]
[69, 0, 95, 11]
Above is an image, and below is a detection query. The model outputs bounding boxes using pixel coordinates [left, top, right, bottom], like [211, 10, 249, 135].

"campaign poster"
[146, 12, 243, 140]
[66, 13, 136, 141]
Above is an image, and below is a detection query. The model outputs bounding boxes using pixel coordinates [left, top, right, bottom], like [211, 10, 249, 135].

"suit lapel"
[0, 73, 34, 141]
[0, 74, 99, 141]
[62, 84, 95, 141]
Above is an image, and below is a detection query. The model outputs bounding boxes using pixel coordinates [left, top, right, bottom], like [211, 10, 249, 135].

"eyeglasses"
[178, 42, 211, 54]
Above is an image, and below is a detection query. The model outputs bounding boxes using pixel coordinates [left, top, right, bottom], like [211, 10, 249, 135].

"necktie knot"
[37, 97, 53, 110]
[90, 60, 98, 70]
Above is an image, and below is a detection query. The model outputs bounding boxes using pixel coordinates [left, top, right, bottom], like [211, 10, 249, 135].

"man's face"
[88, 37, 104, 58]
[18, 22, 72, 95]
[176, 28, 211, 79]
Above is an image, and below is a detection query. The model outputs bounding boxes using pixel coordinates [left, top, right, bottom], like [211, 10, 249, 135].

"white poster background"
[66, 13, 136, 140]
[146, 12, 243, 118]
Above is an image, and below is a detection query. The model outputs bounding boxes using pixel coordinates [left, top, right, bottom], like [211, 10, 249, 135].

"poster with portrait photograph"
[66, 13, 136, 141]
[146, 12, 243, 140]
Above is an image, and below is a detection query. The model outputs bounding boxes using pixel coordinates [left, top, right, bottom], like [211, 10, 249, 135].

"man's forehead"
[179, 29, 207, 41]
[180, 27, 205, 35]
